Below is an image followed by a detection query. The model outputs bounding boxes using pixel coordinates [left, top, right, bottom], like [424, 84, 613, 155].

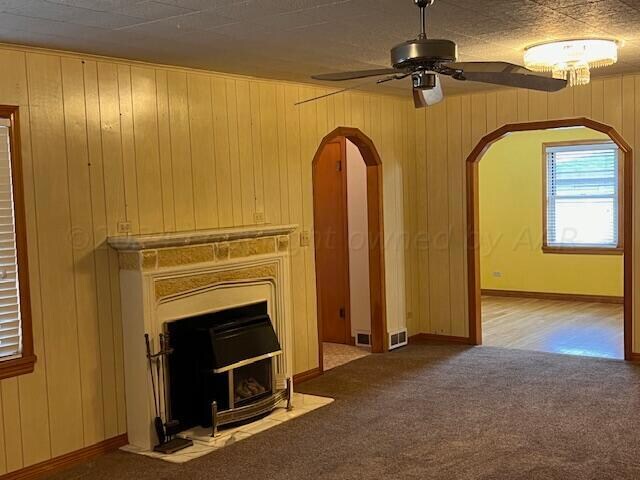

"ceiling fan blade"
[447, 61, 567, 92]
[312, 68, 401, 81]
[413, 72, 444, 108]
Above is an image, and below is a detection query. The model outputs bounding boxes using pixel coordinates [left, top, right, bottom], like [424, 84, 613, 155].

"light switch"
[300, 230, 311, 247]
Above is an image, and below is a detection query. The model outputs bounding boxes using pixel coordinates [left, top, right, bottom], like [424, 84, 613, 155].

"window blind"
[546, 142, 619, 248]
[0, 123, 21, 361]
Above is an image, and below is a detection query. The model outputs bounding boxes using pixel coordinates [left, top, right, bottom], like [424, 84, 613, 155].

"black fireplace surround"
[167, 302, 289, 433]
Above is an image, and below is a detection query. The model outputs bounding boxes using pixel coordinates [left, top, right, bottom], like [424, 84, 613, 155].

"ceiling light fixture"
[524, 39, 618, 87]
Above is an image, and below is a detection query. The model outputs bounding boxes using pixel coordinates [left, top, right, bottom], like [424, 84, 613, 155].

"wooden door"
[313, 138, 351, 344]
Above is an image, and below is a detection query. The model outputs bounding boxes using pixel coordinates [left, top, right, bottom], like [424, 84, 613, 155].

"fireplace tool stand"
[211, 377, 294, 437]
[145, 333, 193, 454]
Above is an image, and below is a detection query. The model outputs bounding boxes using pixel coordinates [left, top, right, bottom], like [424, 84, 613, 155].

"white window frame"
[542, 140, 623, 255]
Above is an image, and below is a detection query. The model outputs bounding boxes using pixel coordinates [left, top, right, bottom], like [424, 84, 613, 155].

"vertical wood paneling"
[26, 52, 84, 457]
[60, 57, 105, 446]
[528, 90, 548, 122]
[166, 71, 195, 231]
[83, 60, 120, 441]
[275, 84, 290, 225]
[116, 65, 140, 234]
[426, 101, 451, 334]
[258, 83, 281, 225]
[1, 380, 22, 471]
[547, 86, 574, 119]
[486, 92, 497, 132]
[391, 100, 406, 333]
[211, 77, 234, 228]
[235, 80, 256, 225]
[405, 103, 418, 334]
[573, 83, 592, 118]
[446, 97, 466, 337]
[517, 90, 529, 122]
[299, 86, 318, 368]
[8, 50, 51, 468]
[130, 67, 163, 234]
[154, 70, 176, 232]
[225, 79, 244, 226]
[283, 86, 308, 373]
[249, 82, 265, 221]
[471, 94, 487, 148]
[604, 77, 623, 132]
[496, 90, 517, 126]
[187, 74, 217, 229]
[380, 97, 398, 332]
[591, 79, 605, 122]
[96, 62, 126, 236]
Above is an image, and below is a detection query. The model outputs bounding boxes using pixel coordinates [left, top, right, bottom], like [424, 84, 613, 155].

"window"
[543, 140, 622, 254]
[0, 107, 34, 379]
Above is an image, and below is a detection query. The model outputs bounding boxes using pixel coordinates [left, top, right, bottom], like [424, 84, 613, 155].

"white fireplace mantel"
[107, 224, 298, 251]
[109, 224, 298, 451]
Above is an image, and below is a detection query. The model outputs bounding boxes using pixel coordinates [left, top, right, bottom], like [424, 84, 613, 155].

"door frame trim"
[312, 127, 388, 374]
[466, 117, 633, 360]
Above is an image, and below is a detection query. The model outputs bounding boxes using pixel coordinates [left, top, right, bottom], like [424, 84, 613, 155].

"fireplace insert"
[166, 302, 292, 436]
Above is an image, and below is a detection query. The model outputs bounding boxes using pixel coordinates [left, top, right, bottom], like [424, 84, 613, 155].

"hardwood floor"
[481, 295, 624, 359]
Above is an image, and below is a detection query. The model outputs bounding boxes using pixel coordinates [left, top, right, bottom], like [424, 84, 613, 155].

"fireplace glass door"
[232, 358, 273, 408]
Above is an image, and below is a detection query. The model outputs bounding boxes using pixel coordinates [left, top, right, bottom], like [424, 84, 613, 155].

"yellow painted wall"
[404, 77, 640, 350]
[479, 128, 623, 296]
[0, 43, 413, 473]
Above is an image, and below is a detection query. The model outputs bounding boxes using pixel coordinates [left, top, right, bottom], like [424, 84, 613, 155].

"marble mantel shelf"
[107, 224, 298, 251]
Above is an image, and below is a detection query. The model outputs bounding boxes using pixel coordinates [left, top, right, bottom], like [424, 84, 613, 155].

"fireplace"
[166, 301, 291, 435]
[108, 224, 297, 451]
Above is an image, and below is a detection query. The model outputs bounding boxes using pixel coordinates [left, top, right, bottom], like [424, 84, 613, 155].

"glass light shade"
[524, 39, 618, 86]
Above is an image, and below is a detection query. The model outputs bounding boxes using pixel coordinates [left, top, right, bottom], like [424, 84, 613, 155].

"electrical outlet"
[300, 230, 311, 247]
[254, 212, 265, 224]
[117, 221, 132, 234]
[492, 271, 502, 278]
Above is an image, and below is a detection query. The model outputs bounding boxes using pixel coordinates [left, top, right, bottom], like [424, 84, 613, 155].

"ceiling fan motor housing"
[391, 38, 458, 70]
[412, 71, 437, 90]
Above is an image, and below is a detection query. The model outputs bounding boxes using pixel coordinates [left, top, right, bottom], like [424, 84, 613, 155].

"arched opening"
[312, 127, 387, 374]
[467, 118, 633, 360]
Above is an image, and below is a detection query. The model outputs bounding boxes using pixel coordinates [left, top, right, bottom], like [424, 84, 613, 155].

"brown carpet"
[49, 342, 640, 479]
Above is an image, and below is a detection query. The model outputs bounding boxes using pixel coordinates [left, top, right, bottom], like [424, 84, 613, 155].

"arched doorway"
[312, 127, 387, 374]
[466, 117, 633, 360]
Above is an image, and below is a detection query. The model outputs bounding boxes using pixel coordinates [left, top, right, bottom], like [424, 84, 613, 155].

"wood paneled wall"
[404, 75, 640, 351]
[0, 44, 413, 474]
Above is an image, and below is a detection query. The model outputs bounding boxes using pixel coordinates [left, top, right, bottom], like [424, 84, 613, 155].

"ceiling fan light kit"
[303, 0, 582, 108]
[524, 39, 619, 87]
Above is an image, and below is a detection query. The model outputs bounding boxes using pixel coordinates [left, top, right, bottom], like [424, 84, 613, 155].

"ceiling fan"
[301, 0, 567, 108]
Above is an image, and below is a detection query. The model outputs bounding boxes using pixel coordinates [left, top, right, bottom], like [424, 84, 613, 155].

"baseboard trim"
[0, 434, 128, 480]
[293, 367, 322, 385]
[629, 353, 640, 362]
[481, 289, 624, 305]
[409, 333, 475, 345]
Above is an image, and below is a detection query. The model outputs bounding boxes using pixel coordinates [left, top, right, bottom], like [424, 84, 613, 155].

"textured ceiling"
[1, 0, 640, 96]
